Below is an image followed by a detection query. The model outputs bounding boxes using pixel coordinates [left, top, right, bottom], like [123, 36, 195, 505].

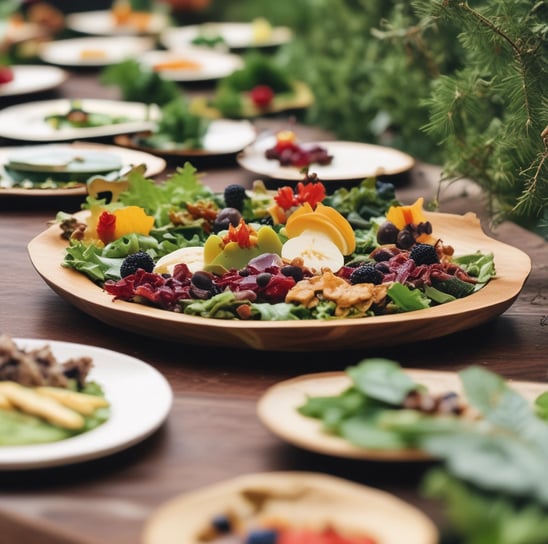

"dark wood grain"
[0, 70, 547, 544]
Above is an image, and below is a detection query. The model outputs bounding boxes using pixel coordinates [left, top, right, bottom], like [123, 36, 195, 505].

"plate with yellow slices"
[0, 338, 172, 469]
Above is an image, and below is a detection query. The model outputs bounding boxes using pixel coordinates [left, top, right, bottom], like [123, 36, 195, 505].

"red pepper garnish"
[296, 180, 326, 208]
[274, 181, 326, 211]
[274, 186, 299, 211]
[96, 211, 116, 244]
[222, 219, 257, 248]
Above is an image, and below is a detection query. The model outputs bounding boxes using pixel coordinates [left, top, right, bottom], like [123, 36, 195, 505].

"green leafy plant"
[415, 0, 548, 236]
[101, 59, 181, 108]
[225, 0, 546, 235]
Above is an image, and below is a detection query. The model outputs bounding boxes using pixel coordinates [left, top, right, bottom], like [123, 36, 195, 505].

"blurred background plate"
[114, 119, 257, 159]
[238, 139, 416, 182]
[0, 98, 160, 142]
[140, 47, 244, 82]
[257, 370, 547, 461]
[161, 22, 293, 50]
[65, 9, 169, 36]
[0, 65, 68, 98]
[142, 472, 438, 544]
[39, 36, 155, 67]
[0, 142, 166, 197]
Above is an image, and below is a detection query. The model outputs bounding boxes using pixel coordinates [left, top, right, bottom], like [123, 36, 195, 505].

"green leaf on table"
[346, 358, 417, 405]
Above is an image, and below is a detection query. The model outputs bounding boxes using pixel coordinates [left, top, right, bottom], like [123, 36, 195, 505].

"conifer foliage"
[414, 0, 547, 235]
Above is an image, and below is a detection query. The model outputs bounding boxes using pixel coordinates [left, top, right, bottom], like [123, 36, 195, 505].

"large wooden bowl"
[27, 211, 531, 351]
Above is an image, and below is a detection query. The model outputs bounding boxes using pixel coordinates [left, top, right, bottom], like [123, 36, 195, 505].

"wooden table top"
[0, 70, 547, 544]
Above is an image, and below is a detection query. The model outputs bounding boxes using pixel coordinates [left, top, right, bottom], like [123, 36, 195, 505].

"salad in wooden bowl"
[26, 162, 530, 351]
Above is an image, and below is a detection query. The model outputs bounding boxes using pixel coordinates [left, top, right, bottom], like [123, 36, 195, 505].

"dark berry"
[349, 264, 383, 285]
[223, 184, 248, 211]
[375, 180, 395, 199]
[119, 251, 154, 277]
[377, 221, 399, 245]
[396, 227, 416, 249]
[246, 528, 278, 544]
[281, 265, 303, 282]
[211, 514, 232, 533]
[416, 221, 433, 236]
[409, 243, 439, 265]
[191, 271, 214, 290]
[256, 272, 272, 287]
[213, 207, 242, 233]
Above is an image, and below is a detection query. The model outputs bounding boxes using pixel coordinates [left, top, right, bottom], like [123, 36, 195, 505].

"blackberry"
[409, 243, 439, 265]
[223, 184, 248, 211]
[119, 251, 154, 277]
[349, 264, 383, 285]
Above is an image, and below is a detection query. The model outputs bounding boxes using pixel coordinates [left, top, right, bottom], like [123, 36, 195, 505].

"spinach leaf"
[346, 358, 416, 404]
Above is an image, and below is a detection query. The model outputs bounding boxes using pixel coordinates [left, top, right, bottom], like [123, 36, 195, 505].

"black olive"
[256, 272, 272, 287]
[281, 265, 303, 282]
[377, 221, 399, 245]
[191, 271, 214, 290]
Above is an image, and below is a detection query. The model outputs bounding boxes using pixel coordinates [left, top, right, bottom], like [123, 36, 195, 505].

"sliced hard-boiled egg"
[153, 246, 204, 275]
[282, 231, 344, 274]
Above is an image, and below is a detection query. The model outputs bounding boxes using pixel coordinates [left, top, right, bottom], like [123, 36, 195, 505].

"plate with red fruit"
[0, 65, 68, 98]
[238, 130, 416, 182]
[142, 472, 438, 544]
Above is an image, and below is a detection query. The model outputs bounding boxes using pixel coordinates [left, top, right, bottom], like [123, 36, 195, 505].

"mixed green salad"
[56, 163, 495, 322]
[45, 100, 132, 130]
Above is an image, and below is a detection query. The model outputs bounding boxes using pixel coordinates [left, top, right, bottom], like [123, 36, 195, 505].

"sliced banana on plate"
[282, 231, 344, 274]
[153, 246, 205, 275]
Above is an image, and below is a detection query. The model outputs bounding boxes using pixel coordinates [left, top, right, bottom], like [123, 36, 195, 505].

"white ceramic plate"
[142, 472, 438, 544]
[140, 47, 244, 82]
[2, 21, 45, 45]
[257, 369, 548, 461]
[114, 119, 257, 158]
[238, 138, 416, 182]
[0, 99, 161, 142]
[0, 338, 172, 470]
[161, 22, 293, 50]
[0, 65, 68, 98]
[0, 142, 166, 197]
[65, 9, 169, 36]
[39, 36, 155, 67]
